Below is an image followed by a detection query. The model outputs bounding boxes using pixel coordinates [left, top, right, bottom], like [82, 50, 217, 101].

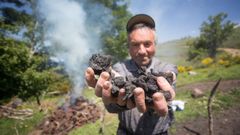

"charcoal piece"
[146, 76, 158, 93]
[111, 85, 120, 97]
[123, 82, 136, 101]
[145, 96, 153, 105]
[111, 76, 126, 97]
[112, 76, 125, 87]
[161, 91, 172, 101]
[132, 75, 148, 91]
[89, 54, 112, 75]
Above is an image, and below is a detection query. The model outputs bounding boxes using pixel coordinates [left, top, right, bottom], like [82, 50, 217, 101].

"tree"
[188, 13, 236, 60]
[0, 0, 66, 104]
[0, 0, 32, 99]
[86, 0, 132, 62]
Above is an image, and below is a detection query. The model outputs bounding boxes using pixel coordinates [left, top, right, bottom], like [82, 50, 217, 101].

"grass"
[0, 103, 45, 135]
[177, 64, 240, 86]
[0, 95, 62, 135]
[69, 113, 118, 135]
[174, 88, 240, 123]
[170, 87, 240, 134]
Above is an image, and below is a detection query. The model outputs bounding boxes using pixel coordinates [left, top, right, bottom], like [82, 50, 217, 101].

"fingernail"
[86, 67, 92, 74]
[157, 77, 166, 83]
[101, 72, 109, 80]
[103, 81, 110, 89]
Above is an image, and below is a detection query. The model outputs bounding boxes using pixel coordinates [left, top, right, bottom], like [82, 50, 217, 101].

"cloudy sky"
[128, 0, 240, 43]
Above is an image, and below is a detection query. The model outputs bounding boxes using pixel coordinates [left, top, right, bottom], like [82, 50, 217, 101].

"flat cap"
[126, 14, 155, 32]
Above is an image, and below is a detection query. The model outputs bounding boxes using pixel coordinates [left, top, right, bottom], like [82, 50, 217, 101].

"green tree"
[87, 0, 132, 62]
[0, 0, 67, 104]
[188, 13, 236, 60]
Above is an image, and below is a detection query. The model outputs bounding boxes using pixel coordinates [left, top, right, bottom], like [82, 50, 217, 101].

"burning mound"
[37, 97, 101, 135]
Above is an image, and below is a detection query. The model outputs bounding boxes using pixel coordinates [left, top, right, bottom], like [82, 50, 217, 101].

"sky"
[128, 0, 240, 43]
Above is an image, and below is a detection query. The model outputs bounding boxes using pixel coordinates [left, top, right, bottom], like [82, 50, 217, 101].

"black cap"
[126, 14, 155, 32]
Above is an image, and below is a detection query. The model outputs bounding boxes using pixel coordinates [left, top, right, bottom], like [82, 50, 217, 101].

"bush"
[201, 57, 214, 66]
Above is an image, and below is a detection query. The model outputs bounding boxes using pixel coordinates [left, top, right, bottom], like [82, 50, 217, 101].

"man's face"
[128, 28, 156, 66]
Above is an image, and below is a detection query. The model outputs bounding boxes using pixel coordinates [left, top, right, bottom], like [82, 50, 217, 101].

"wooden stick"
[207, 78, 221, 135]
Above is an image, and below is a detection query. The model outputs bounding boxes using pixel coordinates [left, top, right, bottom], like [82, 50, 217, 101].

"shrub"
[201, 57, 214, 66]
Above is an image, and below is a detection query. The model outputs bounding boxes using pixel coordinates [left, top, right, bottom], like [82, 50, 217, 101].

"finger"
[85, 67, 97, 87]
[102, 81, 113, 105]
[152, 92, 168, 116]
[133, 88, 146, 113]
[166, 71, 177, 82]
[117, 88, 126, 106]
[157, 77, 175, 100]
[95, 72, 110, 97]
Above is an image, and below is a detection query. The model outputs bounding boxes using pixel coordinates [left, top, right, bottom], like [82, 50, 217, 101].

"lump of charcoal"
[112, 76, 125, 87]
[132, 75, 148, 91]
[111, 76, 126, 97]
[146, 76, 159, 96]
[89, 54, 112, 75]
[123, 82, 136, 101]
[145, 96, 153, 105]
[111, 85, 120, 97]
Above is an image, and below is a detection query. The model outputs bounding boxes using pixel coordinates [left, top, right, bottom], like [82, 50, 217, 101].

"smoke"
[38, 0, 112, 101]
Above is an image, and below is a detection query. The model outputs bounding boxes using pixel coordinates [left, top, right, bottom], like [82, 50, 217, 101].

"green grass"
[177, 64, 240, 86]
[170, 87, 240, 134]
[0, 107, 44, 135]
[69, 113, 119, 135]
[0, 95, 62, 135]
[174, 87, 240, 123]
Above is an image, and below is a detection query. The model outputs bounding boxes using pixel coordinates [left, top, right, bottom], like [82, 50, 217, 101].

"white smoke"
[38, 0, 112, 101]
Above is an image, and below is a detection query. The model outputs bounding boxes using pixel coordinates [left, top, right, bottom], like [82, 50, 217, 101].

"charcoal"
[123, 82, 136, 101]
[111, 85, 120, 97]
[111, 76, 126, 97]
[89, 54, 112, 75]
[112, 76, 126, 87]
[88, 53, 174, 106]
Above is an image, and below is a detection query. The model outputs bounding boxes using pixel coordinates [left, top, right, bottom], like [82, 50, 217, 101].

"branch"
[207, 78, 222, 135]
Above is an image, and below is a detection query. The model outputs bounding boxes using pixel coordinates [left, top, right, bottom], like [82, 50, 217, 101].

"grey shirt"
[106, 57, 178, 135]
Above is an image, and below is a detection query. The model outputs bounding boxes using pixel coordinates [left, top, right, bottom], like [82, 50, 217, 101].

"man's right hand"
[85, 67, 126, 105]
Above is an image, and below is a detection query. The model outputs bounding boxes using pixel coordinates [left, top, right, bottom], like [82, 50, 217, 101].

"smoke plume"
[38, 0, 112, 101]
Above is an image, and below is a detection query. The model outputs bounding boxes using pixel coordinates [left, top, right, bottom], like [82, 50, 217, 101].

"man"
[85, 14, 178, 135]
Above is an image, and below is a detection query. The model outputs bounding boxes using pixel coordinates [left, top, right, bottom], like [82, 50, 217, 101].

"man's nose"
[138, 44, 147, 54]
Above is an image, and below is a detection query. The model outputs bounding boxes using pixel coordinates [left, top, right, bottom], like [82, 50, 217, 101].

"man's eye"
[144, 42, 152, 47]
[131, 43, 139, 46]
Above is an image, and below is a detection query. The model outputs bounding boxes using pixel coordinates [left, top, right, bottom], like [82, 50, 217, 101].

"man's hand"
[132, 76, 175, 116]
[85, 67, 176, 116]
[85, 67, 125, 105]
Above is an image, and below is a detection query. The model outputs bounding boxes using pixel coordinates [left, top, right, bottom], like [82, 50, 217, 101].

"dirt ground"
[173, 79, 240, 135]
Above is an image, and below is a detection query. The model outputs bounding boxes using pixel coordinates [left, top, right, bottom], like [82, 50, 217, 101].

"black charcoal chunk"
[89, 54, 112, 75]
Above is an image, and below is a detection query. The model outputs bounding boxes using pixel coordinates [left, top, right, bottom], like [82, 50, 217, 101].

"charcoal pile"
[37, 97, 101, 135]
[89, 53, 173, 105]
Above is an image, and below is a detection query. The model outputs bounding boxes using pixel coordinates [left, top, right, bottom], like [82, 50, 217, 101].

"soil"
[173, 79, 240, 135]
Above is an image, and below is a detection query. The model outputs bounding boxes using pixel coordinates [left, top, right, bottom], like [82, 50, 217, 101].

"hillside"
[222, 26, 240, 49]
[157, 26, 240, 65]
[156, 38, 191, 66]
